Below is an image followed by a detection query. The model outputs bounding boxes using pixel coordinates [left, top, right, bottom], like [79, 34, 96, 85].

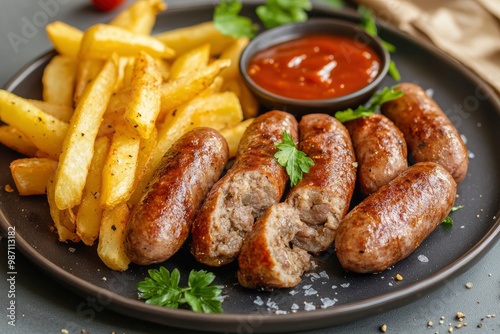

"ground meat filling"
[211, 171, 280, 260]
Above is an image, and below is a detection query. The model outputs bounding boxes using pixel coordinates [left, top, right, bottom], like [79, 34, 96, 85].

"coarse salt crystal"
[304, 302, 316, 311]
[340, 283, 350, 288]
[291, 303, 299, 310]
[304, 287, 317, 296]
[254, 296, 264, 306]
[289, 290, 299, 296]
[320, 298, 337, 308]
[418, 255, 429, 263]
[319, 271, 329, 279]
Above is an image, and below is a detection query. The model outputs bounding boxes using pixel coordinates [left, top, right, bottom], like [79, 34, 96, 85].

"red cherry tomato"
[91, 0, 126, 12]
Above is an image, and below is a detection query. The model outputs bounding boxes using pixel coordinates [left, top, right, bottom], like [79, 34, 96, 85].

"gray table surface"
[0, 0, 499, 333]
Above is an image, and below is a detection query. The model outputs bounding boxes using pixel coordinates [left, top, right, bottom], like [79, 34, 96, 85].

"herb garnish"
[334, 85, 404, 123]
[256, 0, 312, 29]
[442, 205, 465, 225]
[358, 5, 401, 81]
[274, 130, 314, 187]
[137, 267, 223, 313]
[213, 0, 259, 38]
[213, 0, 312, 38]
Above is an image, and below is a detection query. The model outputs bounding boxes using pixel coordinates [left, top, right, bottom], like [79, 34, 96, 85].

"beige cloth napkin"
[355, 0, 500, 94]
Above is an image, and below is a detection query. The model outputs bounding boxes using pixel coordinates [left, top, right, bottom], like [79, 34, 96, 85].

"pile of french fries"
[0, 0, 259, 271]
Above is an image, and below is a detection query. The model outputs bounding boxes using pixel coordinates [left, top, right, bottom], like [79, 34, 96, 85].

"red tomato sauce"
[247, 34, 381, 100]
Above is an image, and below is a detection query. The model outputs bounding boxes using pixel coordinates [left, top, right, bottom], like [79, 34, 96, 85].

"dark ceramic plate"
[1, 1, 499, 333]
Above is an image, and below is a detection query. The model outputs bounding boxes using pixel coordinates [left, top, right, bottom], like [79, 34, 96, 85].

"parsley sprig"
[274, 130, 314, 187]
[137, 267, 223, 313]
[358, 5, 401, 81]
[213, 0, 259, 38]
[442, 205, 465, 225]
[214, 0, 312, 38]
[334, 85, 404, 123]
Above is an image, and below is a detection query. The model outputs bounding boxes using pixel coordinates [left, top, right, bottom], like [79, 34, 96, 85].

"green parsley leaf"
[357, 5, 401, 81]
[318, 0, 345, 9]
[256, 0, 312, 29]
[441, 205, 464, 225]
[214, 0, 258, 38]
[137, 267, 223, 313]
[274, 130, 314, 187]
[334, 85, 404, 123]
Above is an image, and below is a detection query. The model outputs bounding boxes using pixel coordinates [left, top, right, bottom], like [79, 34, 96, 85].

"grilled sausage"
[238, 202, 312, 289]
[381, 82, 468, 183]
[287, 113, 357, 253]
[191, 110, 298, 266]
[344, 113, 408, 196]
[124, 127, 229, 265]
[335, 162, 457, 273]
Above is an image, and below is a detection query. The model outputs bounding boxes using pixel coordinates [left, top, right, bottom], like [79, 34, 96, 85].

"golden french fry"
[27, 99, 73, 122]
[73, 58, 105, 106]
[47, 175, 80, 243]
[79, 24, 175, 60]
[127, 126, 158, 206]
[0, 125, 38, 157]
[0, 90, 68, 159]
[188, 91, 243, 130]
[46, 21, 83, 58]
[9, 158, 58, 196]
[155, 21, 235, 56]
[42, 55, 77, 107]
[219, 118, 254, 158]
[124, 51, 162, 139]
[76, 136, 110, 246]
[54, 57, 117, 210]
[160, 58, 230, 113]
[222, 77, 259, 119]
[100, 121, 140, 209]
[219, 38, 249, 80]
[110, 0, 166, 35]
[169, 43, 210, 80]
[97, 202, 131, 271]
[155, 58, 170, 81]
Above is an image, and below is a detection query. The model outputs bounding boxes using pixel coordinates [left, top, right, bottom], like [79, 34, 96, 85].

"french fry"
[46, 21, 83, 58]
[0, 90, 68, 159]
[100, 121, 140, 209]
[219, 118, 254, 158]
[47, 175, 80, 243]
[124, 51, 162, 139]
[155, 21, 235, 56]
[75, 136, 110, 246]
[160, 58, 230, 114]
[0, 125, 38, 157]
[188, 91, 243, 130]
[219, 37, 249, 80]
[97, 202, 131, 271]
[110, 0, 166, 35]
[79, 24, 175, 60]
[27, 99, 73, 122]
[169, 43, 210, 80]
[221, 77, 259, 119]
[42, 55, 77, 107]
[9, 158, 58, 196]
[54, 56, 117, 210]
[73, 58, 105, 106]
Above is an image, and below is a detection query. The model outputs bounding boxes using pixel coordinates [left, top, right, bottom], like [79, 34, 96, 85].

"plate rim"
[1, 1, 500, 333]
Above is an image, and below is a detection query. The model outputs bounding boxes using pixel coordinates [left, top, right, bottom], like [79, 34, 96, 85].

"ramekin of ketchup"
[239, 18, 390, 116]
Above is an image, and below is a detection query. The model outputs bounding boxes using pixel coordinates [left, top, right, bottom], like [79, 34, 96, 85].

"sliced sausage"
[344, 113, 408, 196]
[335, 162, 457, 273]
[381, 82, 468, 183]
[124, 127, 229, 265]
[286, 113, 357, 253]
[237, 202, 312, 289]
[191, 110, 298, 266]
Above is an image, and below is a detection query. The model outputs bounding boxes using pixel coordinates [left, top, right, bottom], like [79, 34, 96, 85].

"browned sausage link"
[344, 113, 408, 196]
[191, 110, 298, 266]
[124, 127, 229, 265]
[286, 113, 357, 253]
[381, 82, 468, 183]
[237, 202, 312, 290]
[335, 162, 457, 273]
